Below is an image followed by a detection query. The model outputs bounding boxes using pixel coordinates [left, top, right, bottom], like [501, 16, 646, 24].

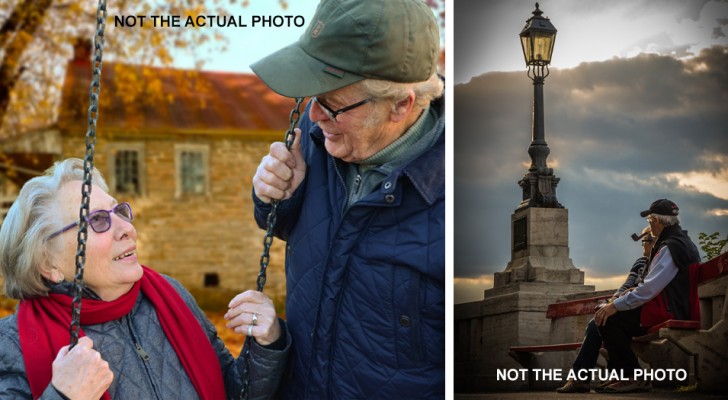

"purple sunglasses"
[47, 202, 133, 240]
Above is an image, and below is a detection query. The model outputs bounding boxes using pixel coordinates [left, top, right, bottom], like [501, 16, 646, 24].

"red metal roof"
[58, 53, 298, 137]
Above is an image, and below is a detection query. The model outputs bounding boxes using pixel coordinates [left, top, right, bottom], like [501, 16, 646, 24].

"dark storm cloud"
[454, 47, 728, 280]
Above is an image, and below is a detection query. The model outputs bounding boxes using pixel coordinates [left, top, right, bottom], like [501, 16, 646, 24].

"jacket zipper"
[332, 157, 348, 218]
[125, 315, 162, 400]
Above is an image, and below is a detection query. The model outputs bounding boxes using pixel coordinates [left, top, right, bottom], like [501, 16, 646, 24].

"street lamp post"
[517, 2, 562, 210]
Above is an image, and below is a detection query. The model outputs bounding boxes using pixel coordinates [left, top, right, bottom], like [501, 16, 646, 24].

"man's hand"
[595, 302, 618, 326]
[253, 129, 306, 203]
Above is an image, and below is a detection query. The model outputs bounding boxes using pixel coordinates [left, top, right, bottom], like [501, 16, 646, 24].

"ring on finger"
[251, 312, 258, 325]
[247, 324, 254, 337]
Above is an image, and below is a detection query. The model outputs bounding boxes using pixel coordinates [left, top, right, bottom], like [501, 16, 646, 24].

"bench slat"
[546, 295, 611, 319]
[510, 342, 582, 353]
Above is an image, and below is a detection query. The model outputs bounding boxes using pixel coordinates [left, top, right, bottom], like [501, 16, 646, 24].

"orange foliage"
[206, 311, 245, 356]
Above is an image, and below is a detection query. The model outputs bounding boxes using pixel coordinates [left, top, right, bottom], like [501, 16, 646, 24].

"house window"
[175, 144, 209, 197]
[181, 151, 205, 194]
[108, 143, 145, 196]
[114, 150, 139, 194]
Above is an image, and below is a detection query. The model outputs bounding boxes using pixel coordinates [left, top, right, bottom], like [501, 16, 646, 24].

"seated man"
[556, 226, 653, 393]
[594, 199, 700, 393]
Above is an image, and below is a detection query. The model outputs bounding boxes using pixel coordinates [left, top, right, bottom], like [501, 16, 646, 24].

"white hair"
[356, 73, 444, 129]
[0, 158, 108, 299]
[652, 214, 680, 227]
[358, 72, 444, 110]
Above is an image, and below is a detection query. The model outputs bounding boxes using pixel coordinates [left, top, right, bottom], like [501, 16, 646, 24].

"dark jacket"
[0, 275, 289, 400]
[651, 224, 701, 320]
[254, 97, 445, 399]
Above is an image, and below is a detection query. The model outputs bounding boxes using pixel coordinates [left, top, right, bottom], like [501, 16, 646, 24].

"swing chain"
[70, 0, 107, 348]
[255, 97, 303, 291]
[239, 96, 303, 400]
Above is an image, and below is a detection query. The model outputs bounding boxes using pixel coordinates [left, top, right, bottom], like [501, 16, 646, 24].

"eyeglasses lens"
[313, 97, 336, 120]
[88, 211, 110, 233]
[87, 203, 133, 233]
[115, 203, 133, 222]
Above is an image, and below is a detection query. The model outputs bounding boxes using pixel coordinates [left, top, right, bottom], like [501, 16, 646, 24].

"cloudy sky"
[454, 0, 728, 303]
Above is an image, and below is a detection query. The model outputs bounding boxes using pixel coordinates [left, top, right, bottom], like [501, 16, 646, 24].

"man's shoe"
[556, 379, 590, 393]
[638, 379, 652, 392]
[602, 379, 651, 393]
[594, 379, 619, 393]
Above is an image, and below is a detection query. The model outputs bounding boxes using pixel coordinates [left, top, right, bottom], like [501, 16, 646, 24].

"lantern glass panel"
[532, 31, 554, 64]
[520, 34, 532, 64]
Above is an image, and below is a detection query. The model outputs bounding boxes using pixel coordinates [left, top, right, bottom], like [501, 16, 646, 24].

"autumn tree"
[0, 0, 295, 138]
[0, 0, 443, 139]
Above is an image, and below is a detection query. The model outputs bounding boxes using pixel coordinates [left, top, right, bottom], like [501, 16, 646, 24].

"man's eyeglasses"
[312, 96, 370, 122]
[47, 202, 133, 240]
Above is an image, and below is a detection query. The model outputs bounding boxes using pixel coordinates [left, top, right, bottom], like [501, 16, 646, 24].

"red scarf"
[17, 266, 225, 400]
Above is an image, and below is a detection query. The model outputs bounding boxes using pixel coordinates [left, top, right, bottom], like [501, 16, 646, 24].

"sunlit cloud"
[454, 275, 493, 304]
[666, 171, 728, 200]
[665, 153, 728, 200]
[708, 209, 728, 216]
[583, 272, 631, 292]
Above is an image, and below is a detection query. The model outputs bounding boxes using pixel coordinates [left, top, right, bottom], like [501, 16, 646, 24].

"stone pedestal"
[455, 281, 595, 391]
[495, 207, 582, 287]
[455, 207, 596, 392]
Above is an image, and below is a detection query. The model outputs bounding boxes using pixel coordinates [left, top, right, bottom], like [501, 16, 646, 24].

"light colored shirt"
[613, 246, 678, 311]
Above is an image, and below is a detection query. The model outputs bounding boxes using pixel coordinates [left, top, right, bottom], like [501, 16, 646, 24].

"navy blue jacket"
[254, 97, 445, 399]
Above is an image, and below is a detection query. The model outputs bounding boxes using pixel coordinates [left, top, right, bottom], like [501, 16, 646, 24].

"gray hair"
[652, 214, 680, 227]
[356, 73, 444, 129]
[358, 72, 444, 110]
[0, 158, 108, 299]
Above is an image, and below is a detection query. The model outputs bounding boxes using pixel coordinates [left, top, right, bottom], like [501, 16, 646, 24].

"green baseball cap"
[250, 0, 440, 98]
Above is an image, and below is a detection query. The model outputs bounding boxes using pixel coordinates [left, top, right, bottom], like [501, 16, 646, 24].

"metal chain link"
[70, 0, 107, 348]
[240, 97, 303, 399]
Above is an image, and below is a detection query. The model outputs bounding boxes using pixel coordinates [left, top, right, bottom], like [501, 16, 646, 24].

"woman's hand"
[51, 336, 113, 400]
[225, 290, 281, 346]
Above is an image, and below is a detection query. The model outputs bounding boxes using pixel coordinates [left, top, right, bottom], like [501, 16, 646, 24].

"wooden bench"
[508, 294, 611, 388]
[632, 253, 728, 391]
[509, 252, 728, 390]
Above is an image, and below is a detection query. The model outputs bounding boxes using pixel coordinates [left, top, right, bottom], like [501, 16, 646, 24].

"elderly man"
[249, 0, 444, 398]
[556, 226, 655, 394]
[594, 199, 700, 393]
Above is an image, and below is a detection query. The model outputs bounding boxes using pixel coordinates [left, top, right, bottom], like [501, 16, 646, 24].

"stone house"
[0, 42, 298, 300]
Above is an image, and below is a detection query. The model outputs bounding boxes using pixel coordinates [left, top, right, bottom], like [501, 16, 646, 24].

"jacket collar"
[310, 95, 445, 205]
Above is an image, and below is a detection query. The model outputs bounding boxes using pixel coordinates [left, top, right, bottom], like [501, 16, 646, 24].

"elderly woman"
[0, 158, 288, 399]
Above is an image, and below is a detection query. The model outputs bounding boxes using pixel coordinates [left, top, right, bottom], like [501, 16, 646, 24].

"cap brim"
[250, 42, 364, 98]
[639, 209, 651, 217]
